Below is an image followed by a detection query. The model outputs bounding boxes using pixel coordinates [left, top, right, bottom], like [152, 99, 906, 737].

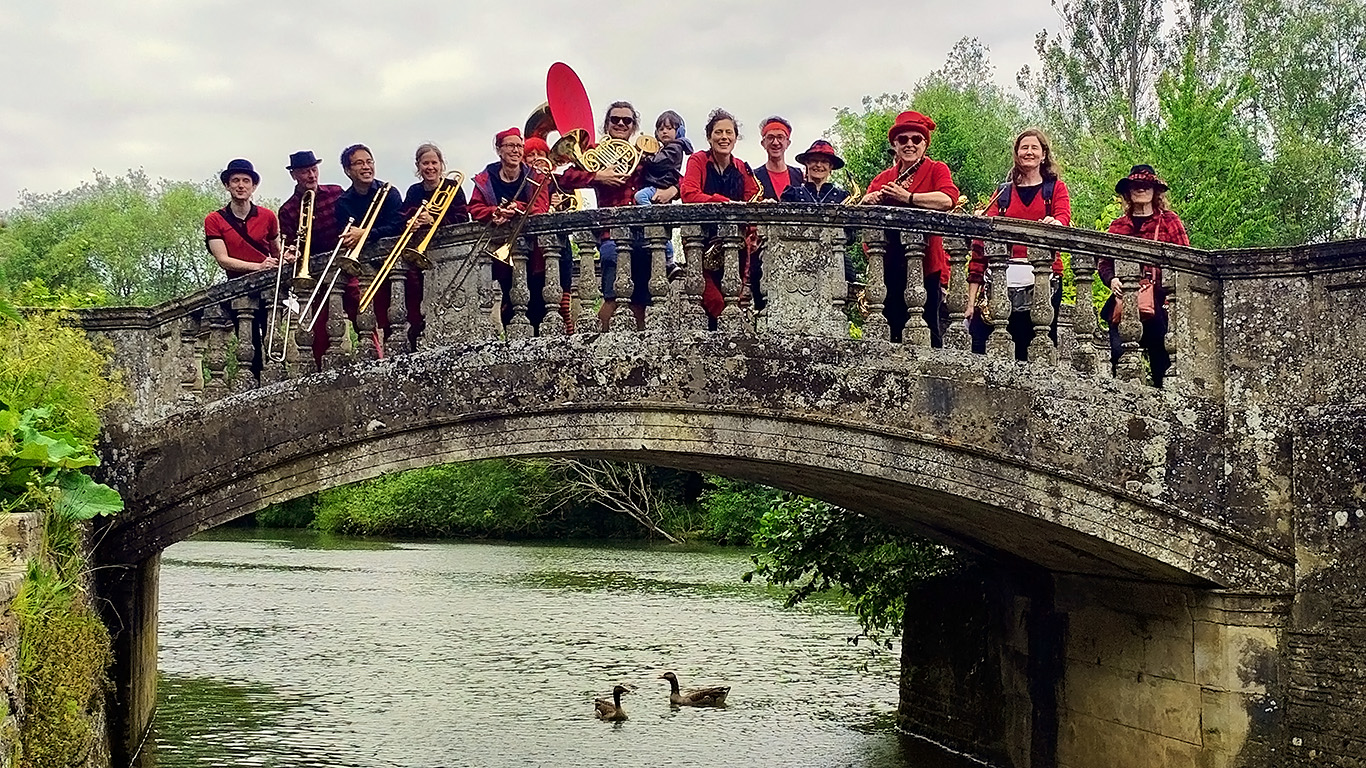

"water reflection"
[153, 532, 970, 767]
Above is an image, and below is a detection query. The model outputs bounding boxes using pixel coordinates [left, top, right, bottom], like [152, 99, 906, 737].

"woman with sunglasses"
[860, 110, 959, 347]
[965, 128, 1071, 361]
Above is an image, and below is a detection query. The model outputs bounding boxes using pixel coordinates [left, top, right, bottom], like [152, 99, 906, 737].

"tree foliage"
[0, 170, 224, 306]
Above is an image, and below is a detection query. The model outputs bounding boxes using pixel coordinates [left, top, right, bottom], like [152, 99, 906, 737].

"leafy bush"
[0, 311, 124, 444]
[699, 476, 781, 545]
[746, 495, 953, 638]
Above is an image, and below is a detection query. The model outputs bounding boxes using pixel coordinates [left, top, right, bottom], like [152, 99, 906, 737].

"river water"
[150, 529, 970, 768]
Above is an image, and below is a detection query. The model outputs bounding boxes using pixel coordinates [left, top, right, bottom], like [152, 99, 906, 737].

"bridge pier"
[899, 562, 1289, 768]
[95, 553, 160, 768]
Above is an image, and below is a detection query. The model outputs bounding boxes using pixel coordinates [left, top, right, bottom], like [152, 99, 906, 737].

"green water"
[148, 529, 971, 767]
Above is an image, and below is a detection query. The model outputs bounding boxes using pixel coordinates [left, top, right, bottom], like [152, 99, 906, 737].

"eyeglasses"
[500, 142, 524, 150]
[349, 159, 375, 168]
[894, 134, 926, 147]
[762, 133, 788, 143]
[609, 115, 635, 126]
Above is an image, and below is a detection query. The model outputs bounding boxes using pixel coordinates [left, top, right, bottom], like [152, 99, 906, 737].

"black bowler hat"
[286, 150, 322, 171]
[219, 158, 260, 185]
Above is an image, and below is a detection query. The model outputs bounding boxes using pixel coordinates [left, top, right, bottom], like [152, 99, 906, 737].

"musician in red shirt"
[861, 111, 959, 347]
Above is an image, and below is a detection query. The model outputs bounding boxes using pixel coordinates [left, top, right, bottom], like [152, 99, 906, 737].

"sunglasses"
[894, 133, 926, 147]
[609, 115, 635, 126]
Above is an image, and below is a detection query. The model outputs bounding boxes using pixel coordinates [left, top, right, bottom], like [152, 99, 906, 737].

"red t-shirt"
[204, 204, 281, 278]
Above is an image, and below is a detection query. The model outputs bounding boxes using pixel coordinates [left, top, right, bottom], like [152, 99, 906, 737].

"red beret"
[495, 127, 521, 146]
[888, 111, 936, 144]
[524, 137, 550, 155]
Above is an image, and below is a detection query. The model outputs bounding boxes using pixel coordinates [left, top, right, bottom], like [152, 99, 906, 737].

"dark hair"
[655, 110, 683, 130]
[1011, 129, 1058, 182]
[601, 101, 639, 134]
[705, 108, 741, 140]
[340, 144, 372, 170]
[1121, 187, 1171, 215]
[760, 115, 791, 134]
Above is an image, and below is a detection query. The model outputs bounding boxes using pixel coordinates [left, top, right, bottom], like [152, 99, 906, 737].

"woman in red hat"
[681, 108, 761, 325]
[861, 110, 960, 347]
[965, 128, 1071, 361]
[1099, 164, 1188, 387]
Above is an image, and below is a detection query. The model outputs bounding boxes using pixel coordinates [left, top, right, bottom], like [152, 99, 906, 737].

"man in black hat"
[204, 158, 283, 278]
[279, 151, 351, 366]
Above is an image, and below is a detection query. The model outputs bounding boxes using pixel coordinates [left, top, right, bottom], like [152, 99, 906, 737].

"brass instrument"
[469, 165, 546, 265]
[356, 172, 464, 314]
[527, 155, 582, 212]
[266, 189, 315, 363]
[745, 163, 766, 203]
[951, 194, 970, 214]
[296, 216, 355, 332]
[551, 129, 644, 177]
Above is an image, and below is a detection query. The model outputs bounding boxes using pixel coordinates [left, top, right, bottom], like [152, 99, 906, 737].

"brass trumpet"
[266, 189, 314, 364]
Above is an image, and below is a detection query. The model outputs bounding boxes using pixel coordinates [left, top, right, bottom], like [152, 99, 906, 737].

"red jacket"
[1099, 210, 1189, 293]
[967, 178, 1072, 285]
[468, 162, 550, 223]
[681, 151, 760, 203]
[867, 159, 960, 284]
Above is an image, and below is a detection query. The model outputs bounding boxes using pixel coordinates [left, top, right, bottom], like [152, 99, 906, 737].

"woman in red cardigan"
[966, 128, 1071, 361]
[1099, 165, 1189, 387]
[680, 108, 760, 324]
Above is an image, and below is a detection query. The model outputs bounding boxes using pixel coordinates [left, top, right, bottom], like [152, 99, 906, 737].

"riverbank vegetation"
[1, 310, 124, 766]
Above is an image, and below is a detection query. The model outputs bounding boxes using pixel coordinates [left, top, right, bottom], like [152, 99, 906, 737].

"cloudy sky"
[0, 0, 1059, 210]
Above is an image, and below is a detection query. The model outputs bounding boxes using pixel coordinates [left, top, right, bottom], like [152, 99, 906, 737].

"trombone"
[357, 171, 464, 313]
[470, 166, 545, 265]
[296, 216, 355, 332]
[265, 188, 314, 364]
[296, 177, 387, 328]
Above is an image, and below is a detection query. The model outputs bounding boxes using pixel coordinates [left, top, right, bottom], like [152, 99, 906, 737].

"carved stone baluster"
[1026, 246, 1059, 366]
[680, 225, 709, 331]
[384, 265, 410, 357]
[717, 223, 747, 334]
[354, 274, 381, 362]
[290, 292, 315, 376]
[1114, 258, 1146, 383]
[900, 232, 931, 349]
[644, 225, 671, 332]
[828, 228, 851, 335]
[943, 237, 971, 350]
[179, 315, 205, 406]
[480, 254, 503, 339]
[506, 238, 534, 339]
[1163, 270, 1185, 388]
[538, 233, 566, 337]
[320, 284, 349, 370]
[610, 227, 634, 332]
[203, 303, 232, 402]
[230, 296, 259, 392]
[861, 229, 891, 342]
[575, 231, 600, 335]
[986, 243, 1014, 359]
[1070, 251, 1101, 375]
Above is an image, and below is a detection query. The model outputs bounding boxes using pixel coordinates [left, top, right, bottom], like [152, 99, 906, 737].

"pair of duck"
[594, 672, 731, 721]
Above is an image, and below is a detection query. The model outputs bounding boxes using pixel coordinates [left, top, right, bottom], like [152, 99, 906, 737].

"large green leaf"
[54, 471, 122, 520]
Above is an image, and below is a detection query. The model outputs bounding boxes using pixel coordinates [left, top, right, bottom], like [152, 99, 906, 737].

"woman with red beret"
[681, 107, 761, 325]
[861, 110, 960, 347]
[965, 128, 1071, 361]
[1099, 164, 1189, 387]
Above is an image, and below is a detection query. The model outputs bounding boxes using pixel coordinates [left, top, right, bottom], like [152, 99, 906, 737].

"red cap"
[888, 111, 936, 144]
[495, 127, 522, 146]
[524, 137, 550, 155]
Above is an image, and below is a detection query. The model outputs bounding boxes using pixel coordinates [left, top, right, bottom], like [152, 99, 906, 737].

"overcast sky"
[0, 0, 1060, 210]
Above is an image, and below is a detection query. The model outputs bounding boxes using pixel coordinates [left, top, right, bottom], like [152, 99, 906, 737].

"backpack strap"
[1042, 177, 1056, 218]
[995, 182, 1012, 215]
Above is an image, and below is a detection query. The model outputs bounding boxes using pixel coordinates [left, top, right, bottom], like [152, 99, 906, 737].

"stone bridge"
[77, 204, 1366, 768]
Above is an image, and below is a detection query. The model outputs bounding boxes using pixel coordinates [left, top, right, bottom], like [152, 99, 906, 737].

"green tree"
[0, 170, 224, 306]
[827, 38, 1025, 207]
